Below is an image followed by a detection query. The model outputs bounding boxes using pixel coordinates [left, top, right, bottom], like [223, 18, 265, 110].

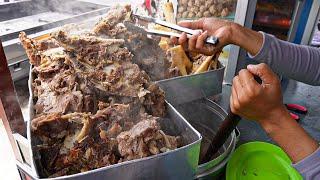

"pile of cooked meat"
[20, 5, 181, 178]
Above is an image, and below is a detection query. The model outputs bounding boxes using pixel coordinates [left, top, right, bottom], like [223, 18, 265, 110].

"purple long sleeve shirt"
[249, 32, 320, 179]
[249, 32, 320, 85]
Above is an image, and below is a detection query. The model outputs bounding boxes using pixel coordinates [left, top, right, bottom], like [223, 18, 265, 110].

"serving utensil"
[132, 14, 219, 45]
[201, 76, 262, 163]
[201, 109, 241, 163]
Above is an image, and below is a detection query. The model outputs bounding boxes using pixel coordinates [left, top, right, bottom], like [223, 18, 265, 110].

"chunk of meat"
[32, 111, 117, 176]
[32, 104, 167, 177]
[117, 119, 159, 160]
[33, 71, 84, 115]
[19, 33, 70, 81]
[144, 83, 166, 117]
[52, 30, 166, 117]
[94, 7, 172, 81]
[19, 32, 60, 66]
[33, 47, 69, 79]
[51, 30, 132, 68]
[93, 5, 132, 35]
[31, 113, 68, 138]
[34, 90, 83, 115]
[117, 118, 179, 161]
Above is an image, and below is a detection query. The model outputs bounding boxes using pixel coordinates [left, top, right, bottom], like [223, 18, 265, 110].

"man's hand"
[230, 63, 286, 125]
[171, 18, 235, 55]
[171, 18, 263, 56]
[231, 63, 319, 163]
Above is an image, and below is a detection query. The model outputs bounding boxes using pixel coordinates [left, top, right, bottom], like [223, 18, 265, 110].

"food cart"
[0, 1, 318, 180]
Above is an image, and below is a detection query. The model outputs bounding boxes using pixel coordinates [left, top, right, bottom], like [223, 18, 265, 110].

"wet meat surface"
[20, 5, 179, 178]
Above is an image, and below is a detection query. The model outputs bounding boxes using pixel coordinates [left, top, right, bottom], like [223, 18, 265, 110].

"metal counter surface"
[211, 78, 320, 145]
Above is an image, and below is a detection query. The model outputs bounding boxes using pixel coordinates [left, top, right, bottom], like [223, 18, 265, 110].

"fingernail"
[247, 65, 254, 69]
[195, 30, 201, 35]
[203, 31, 208, 38]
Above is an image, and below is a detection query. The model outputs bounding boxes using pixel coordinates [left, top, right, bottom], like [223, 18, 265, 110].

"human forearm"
[246, 32, 320, 86]
[177, 18, 320, 85]
[229, 22, 320, 85]
[230, 63, 319, 163]
[230, 24, 263, 56]
[259, 106, 319, 163]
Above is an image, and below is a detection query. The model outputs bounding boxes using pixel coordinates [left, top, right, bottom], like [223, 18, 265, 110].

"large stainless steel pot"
[25, 68, 202, 180]
[174, 99, 239, 180]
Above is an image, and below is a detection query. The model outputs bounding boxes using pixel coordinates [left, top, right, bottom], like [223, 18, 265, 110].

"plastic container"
[226, 142, 303, 180]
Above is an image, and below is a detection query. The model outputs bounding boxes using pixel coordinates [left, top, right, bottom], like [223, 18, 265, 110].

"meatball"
[188, 12, 196, 18]
[182, 11, 188, 18]
[203, 11, 211, 17]
[178, 6, 185, 13]
[181, 0, 188, 6]
[199, 5, 206, 13]
[209, 5, 217, 15]
[221, 8, 230, 17]
[196, 12, 203, 18]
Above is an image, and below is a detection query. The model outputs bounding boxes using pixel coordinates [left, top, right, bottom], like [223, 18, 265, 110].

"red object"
[145, 0, 152, 15]
[289, 113, 300, 121]
[285, 104, 308, 114]
[285, 103, 308, 121]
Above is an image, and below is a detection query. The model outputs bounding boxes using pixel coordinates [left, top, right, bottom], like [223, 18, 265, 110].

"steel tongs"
[132, 14, 219, 45]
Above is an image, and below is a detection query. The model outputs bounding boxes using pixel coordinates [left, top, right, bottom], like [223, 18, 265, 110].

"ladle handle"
[201, 109, 241, 163]
[201, 75, 262, 163]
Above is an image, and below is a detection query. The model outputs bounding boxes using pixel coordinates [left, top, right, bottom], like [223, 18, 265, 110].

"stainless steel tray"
[26, 67, 202, 180]
[156, 63, 225, 105]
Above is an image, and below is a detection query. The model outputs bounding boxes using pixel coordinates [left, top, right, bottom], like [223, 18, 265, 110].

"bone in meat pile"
[20, 5, 179, 178]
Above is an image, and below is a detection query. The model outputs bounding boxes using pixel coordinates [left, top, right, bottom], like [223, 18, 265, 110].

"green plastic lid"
[226, 142, 302, 180]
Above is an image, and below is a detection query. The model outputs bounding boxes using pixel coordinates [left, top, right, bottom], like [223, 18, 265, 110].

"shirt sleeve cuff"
[292, 146, 320, 172]
[247, 32, 273, 60]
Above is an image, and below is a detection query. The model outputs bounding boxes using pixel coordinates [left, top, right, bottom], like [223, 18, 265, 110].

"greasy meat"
[32, 47, 69, 79]
[93, 5, 131, 36]
[51, 30, 132, 67]
[117, 119, 178, 161]
[32, 66, 89, 115]
[122, 29, 172, 81]
[21, 4, 180, 178]
[31, 105, 178, 177]
[52, 28, 166, 117]
[94, 5, 172, 81]
[19, 32, 60, 66]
